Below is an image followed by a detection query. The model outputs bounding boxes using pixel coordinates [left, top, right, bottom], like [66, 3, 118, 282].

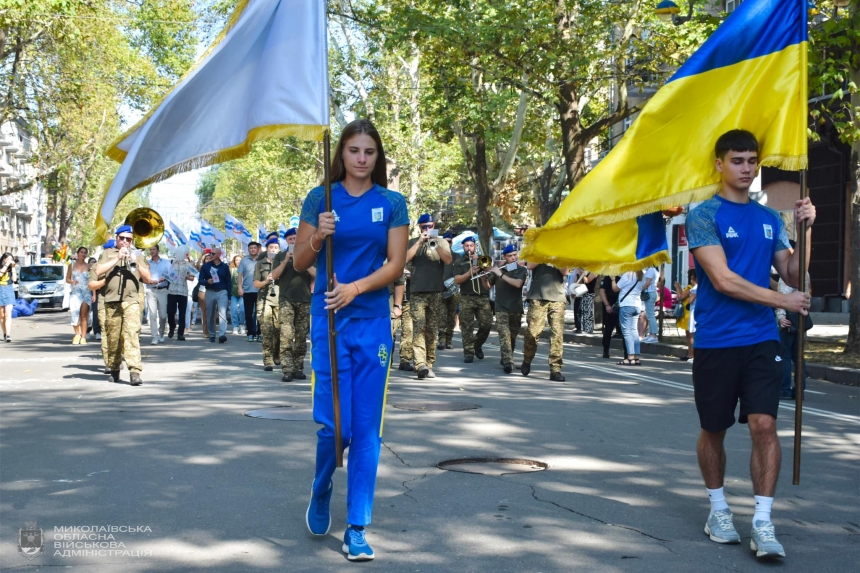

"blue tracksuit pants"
[310, 314, 392, 526]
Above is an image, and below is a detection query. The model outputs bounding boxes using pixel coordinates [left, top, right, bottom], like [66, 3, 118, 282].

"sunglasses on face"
[117, 236, 133, 242]
[420, 224, 434, 230]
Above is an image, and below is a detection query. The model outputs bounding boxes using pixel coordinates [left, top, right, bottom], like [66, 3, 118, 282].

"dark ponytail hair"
[329, 119, 388, 188]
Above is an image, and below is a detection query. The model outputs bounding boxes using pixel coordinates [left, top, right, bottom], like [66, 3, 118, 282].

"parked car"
[17, 264, 66, 308]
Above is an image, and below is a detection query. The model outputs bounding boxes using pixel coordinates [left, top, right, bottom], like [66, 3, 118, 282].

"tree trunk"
[42, 172, 58, 255]
[845, 143, 860, 355]
[556, 82, 583, 192]
[845, 43, 860, 356]
[470, 129, 494, 256]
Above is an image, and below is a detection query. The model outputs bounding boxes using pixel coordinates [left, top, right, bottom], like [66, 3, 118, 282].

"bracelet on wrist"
[353, 282, 361, 295]
[310, 234, 322, 253]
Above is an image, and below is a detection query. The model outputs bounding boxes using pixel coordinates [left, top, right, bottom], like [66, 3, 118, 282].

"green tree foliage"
[808, 1, 859, 355]
[0, 0, 196, 252]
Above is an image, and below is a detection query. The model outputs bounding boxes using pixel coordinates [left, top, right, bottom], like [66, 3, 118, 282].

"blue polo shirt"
[198, 260, 231, 292]
[300, 182, 409, 318]
[686, 195, 790, 349]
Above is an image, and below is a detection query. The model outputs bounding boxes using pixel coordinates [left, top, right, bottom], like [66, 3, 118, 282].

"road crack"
[381, 440, 410, 467]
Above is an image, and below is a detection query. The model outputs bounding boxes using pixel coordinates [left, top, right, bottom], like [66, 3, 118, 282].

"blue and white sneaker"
[704, 509, 741, 543]
[342, 526, 375, 561]
[305, 481, 332, 536]
[750, 520, 785, 558]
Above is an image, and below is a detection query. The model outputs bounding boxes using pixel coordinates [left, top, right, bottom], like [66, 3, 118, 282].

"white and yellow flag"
[97, 0, 329, 241]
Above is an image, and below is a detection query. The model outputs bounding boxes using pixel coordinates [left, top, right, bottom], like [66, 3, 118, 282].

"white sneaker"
[239, 326, 245, 335]
[151, 339, 159, 346]
[159, 335, 166, 343]
[96, 333, 101, 341]
[232, 328, 239, 335]
[644, 335, 658, 343]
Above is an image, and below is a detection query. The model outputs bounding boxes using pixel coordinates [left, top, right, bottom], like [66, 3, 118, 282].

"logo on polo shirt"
[725, 226, 739, 238]
[331, 209, 341, 222]
[372, 207, 384, 222]
[775, 355, 782, 362]
[763, 224, 773, 239]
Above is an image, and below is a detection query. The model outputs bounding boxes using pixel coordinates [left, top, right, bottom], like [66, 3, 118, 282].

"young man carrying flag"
[687, 130, 814, 559]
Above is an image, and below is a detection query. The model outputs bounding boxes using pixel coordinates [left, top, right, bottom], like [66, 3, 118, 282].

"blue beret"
[502, 244, 516, 255]
[266, 232, 279, 240]
[442, 233, 452, 239]
[285, 227, 297, 237]
[103, 240, 116, 249]
[417, 213, 434, 224]
[461, 236, 476, 244]
[265, 238, 279, 246]
[115, 225, 133, 235]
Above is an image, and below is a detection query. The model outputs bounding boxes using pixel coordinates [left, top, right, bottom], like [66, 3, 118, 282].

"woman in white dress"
[66, 246, 92, 344]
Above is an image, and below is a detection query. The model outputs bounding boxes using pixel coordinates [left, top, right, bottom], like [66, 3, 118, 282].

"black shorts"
[693, 340, 784, 433]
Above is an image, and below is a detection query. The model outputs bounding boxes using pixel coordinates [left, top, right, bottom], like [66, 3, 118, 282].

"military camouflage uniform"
[89, 268, 109, 367]
[487, 264, 527, 367]
[438, 255, 460, 347]
[397, 273, 414, 363]
[389, 273, 406, 339]
[254, 257, 281, 367]
[453, 258, 492, 360]
[271, 249, 313, 375]
[410, 292, 441, 369]
[523, 264, 568, 374]
[97, 249, 148, 374]
[496, 311, 522, 366]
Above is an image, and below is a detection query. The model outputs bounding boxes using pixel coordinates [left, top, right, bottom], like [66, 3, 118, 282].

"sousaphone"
[124, 207, 164, 250]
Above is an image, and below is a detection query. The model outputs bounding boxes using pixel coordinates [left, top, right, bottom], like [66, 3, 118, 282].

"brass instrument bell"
[124, 207, 165, 250]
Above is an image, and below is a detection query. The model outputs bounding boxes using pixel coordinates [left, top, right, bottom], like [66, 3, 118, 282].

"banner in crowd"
[522, 0, 808, 273]
[226, 214, 252, 243]
[94, 0, 330, 241]
[169, 221, 188, 246]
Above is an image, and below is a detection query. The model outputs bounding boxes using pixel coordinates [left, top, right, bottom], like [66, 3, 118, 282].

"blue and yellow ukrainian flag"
[522, 0, 808, 273]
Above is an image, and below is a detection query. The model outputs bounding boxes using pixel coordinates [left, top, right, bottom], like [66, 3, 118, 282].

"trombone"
[469, 253, 493, 294]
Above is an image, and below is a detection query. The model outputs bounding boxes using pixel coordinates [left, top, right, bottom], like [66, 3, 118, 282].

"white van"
[17, 264, 67, 308]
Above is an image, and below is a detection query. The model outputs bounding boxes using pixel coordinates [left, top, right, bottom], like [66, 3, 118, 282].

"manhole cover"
[391, 402, 480, 411]
[437, 458, 548, 476]
[244, 407, 314, 421]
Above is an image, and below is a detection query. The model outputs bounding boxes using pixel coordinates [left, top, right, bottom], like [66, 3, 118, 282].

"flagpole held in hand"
[323, 130, 344, 468]
[792, 169, 808, 485]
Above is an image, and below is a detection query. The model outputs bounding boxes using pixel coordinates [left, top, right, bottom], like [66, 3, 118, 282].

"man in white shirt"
[146, 246, 171, 345]
[641, 266, 659, 343]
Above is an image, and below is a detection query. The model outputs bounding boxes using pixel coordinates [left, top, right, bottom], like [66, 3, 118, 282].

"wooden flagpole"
[792, 168, 808, 485]
[323, 130, 343, 468]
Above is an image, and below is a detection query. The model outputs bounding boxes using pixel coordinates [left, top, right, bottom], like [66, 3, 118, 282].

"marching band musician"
[94, 225, 152, 386]
[522, 262, 569, 381]
[269, 227, 315, 382]
[452, 236, 492, 363]
[405, 213, 452, 380]
[487, 245, 528, 374]
[437, 232, 459, 350]
[253, 237, 282, 371]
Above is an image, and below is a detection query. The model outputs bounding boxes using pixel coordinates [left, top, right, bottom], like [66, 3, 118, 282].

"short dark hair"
[248, 241, 261, 248]
[715, 129, 758, 159]
[687, 268, 697, 281]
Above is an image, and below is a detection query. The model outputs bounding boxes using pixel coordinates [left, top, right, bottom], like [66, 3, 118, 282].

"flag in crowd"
[522, 0, 808, 273]
[278, 222, 289, 249]
[258, 223, 268, 243]
[200, 219, 217, 246]
[93, 0, 330, 242]
[188, 229, 206, 251]
[162, 227, 178, 249]
[169, 221, 188, 246]
[226, 214, 252, 243]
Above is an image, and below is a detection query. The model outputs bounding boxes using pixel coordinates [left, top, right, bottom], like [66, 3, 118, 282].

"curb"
[524, 327, 860, 387]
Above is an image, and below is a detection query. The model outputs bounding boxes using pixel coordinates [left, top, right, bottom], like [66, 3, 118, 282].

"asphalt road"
[1, 310, 858, 572]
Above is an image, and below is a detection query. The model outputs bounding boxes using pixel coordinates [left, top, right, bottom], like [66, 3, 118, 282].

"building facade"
[0, 120, 45, 264]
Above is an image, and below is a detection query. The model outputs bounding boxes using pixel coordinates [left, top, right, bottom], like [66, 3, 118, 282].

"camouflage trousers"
[103, 301, 142, 373]
[438, 293, 459, 346]
[496, 311, 523, 366]
[410, 292, 441, 369]
[98, 297, 109, 367]
[524, 300, 565, 373]
[279, 300, 310, 374]
[260, 303, 281, 367]
[459, 296, 492, 359]
[398, 301, 413, 363]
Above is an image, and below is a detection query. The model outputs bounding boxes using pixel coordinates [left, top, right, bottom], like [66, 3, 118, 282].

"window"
[726, 0, 743, 13]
